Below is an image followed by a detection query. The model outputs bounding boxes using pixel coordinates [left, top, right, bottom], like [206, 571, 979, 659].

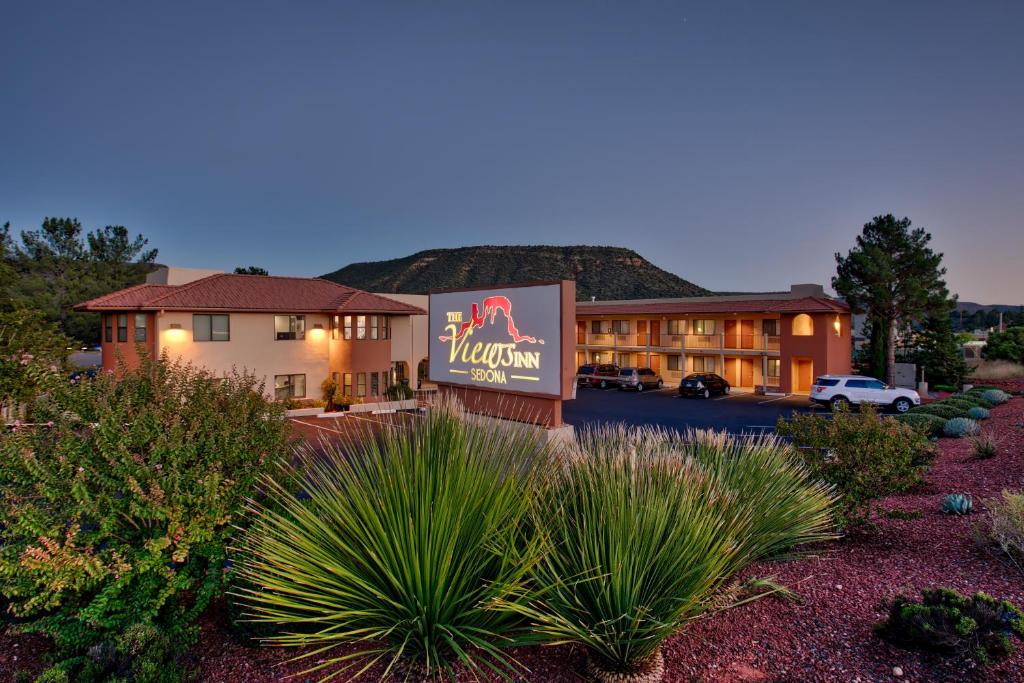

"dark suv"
[678, 373, 730, 398]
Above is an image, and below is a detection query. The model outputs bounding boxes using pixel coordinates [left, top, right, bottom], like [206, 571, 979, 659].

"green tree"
[912, 311, 971, 387]
[984, 326, 1024, 364]
[6, 217, 157, 344]
[0, 222, 15, 299]
[834, 215, 951, 385]
[233, 265, 269, 275]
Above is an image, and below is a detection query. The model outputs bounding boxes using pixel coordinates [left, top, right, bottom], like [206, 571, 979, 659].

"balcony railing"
[579, 332, 782, 353]
[685, 334, 720, 349]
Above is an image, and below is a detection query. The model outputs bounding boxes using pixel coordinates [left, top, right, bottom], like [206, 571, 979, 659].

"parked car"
[678, 373, 730, 399]
[617, 367, 663, 392]
[579, 363, 620, 389]
[576, 364, 597, 386]
[810, 374, 920, 413]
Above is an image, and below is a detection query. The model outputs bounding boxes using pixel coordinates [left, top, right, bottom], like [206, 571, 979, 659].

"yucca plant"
[233, 398, 548, 681]
[515, 425, 837, 682]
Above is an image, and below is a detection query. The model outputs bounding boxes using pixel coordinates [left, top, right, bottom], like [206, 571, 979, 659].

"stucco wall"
[155, 311, 331, 398]
[100, 313, 157, 373]
[374, 293, 429, 386]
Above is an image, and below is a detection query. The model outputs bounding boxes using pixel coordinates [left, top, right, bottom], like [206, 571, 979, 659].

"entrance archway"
[417, 357, 429, 389]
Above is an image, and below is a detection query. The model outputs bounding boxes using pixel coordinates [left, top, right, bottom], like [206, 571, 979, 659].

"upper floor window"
[134, 314, 148, 342]
[194, 314, 230, 342]
[612, 320, 630, 335]
[692, 319, 715, 335]
[356, 315, 367, 340]
[667, 320, 685, 335]
[369, 315, 379, 340]
[762, 319, 779, 337]
[591, 320, 611, 334]
[117, 314, 128, 342]
[275, 315, 305, 340]
[105, 316, 113, 343]
[331, 315, 340, 340]
[343, 315, 353, 340]
[381, 316, 390, 340]
[792, 314, 814, 336]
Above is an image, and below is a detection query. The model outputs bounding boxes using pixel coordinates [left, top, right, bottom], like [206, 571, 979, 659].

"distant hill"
[956, 301, 1023, 314]
[321, 246, 711, 301]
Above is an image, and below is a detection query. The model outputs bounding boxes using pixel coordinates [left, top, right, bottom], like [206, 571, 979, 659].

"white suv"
[810, 375, 921, 414]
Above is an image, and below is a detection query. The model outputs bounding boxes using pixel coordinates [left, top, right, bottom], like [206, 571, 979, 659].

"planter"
[586, 648, 665, 683]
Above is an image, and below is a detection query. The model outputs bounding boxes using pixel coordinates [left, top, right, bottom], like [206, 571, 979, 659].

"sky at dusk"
[2, 1, 1022, 303]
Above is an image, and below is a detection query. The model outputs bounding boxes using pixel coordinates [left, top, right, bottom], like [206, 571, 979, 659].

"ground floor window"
[692, 356, 715, 373]
[371, 372, 379, 396]
[667, 354, 681, 371]
[766, 358, 780, 378]
[105, 315, 113, 342]
[356, 372, 366, 397]
[274, 374, 306, 400]
[117, 314, 128, 342]
[343, 373, 352, 396]
[134, 314, 148, 342]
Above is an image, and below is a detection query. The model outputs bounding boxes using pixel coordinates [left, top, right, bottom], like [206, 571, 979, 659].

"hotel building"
[75, 267, 425, 402]
[575, 284, 852, 394]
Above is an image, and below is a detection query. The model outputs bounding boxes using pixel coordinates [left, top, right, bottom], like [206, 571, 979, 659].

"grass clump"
[515, 426, 836, 679]
[986, 490, 1024, 576]
[234, 398, 547, 681]
[876, 588, 1024, 664]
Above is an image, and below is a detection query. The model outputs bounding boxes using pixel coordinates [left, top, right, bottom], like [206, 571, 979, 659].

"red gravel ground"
[3, 397, 1023, 682]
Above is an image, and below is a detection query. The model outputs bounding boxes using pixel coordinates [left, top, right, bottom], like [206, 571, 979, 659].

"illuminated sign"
[429, 284, 563, 396]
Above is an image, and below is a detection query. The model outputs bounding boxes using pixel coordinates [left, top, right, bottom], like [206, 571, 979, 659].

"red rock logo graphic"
[438, 295, 543, 344]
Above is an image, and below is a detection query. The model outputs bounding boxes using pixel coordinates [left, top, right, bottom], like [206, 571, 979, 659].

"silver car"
[617, 367, 664, 392]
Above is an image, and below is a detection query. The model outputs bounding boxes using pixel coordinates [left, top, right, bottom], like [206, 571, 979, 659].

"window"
[331, 315, 340, 340]
[591, 320, 611, 334]
[792, 313, 813, 336]
[667, 355, 681, 371]
[692, 356, 716, 373]
[343, 315, 352, 340]
[767, 359, 780, 378]
[274, 374, 306, 400]
[370, 315, 378, 340]
[667, 320, 685, 335]
[193, 314, 230, 342]
[117, 314, 128, 342]
[692, 319, 715, 335]
[762, 319, 779, 337]
[356, 372, 366, 397]
[371, 372, 379, 396]
[381, 316, 390, 340]
[612, 320, 630, 335]
[275, 315, 305, 340]
[815, 377, 841, 387]
[356, 315, 367, 340]
[845, 379, 869, 389]
[104, 316, 113, 343]
[342, 373, 352, 396]
[134, 314, 148, 342]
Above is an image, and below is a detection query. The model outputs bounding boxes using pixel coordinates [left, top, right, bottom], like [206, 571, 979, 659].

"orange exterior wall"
[328, 336, 393, 398]
[778, 312, 852, 393]
[99, 313, 157, 374]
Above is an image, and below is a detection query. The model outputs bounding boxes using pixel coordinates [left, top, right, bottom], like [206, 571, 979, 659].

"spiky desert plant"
[233, 398, 547, 681]
[515, 425, 837, 682]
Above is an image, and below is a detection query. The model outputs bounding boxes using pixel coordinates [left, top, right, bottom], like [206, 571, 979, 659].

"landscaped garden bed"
[3, 389, 1022, 682]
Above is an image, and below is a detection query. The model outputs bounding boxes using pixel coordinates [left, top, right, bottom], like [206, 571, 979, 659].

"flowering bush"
[0, 355, 291, 681]
[0, 308, 71, 415]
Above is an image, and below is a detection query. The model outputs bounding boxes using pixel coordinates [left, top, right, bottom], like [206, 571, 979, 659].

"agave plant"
[942, 493, 973, 515]
[233, 398, 548, 680]
[514, 425, 837, 682]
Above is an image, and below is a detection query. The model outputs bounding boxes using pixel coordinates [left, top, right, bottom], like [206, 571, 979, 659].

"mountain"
[955, 301, 1023, 314]
[320, 246, 711, 301]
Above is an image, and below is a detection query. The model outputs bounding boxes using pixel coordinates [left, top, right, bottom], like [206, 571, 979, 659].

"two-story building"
[575, 284, 852, 394]
[75, 267, 425, 402]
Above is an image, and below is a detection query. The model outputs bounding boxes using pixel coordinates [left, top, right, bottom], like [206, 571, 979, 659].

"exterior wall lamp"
[833, 315, 841, 336]
[166, 323, 186, 342]
[309, 323, 327, 341]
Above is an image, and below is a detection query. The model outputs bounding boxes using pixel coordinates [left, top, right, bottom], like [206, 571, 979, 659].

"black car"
[678, 373, 730, 398]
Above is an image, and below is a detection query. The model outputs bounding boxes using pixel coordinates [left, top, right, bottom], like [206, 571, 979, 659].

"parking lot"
[564, 385, 820, 435]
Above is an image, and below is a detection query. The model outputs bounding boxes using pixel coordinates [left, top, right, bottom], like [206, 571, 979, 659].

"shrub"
[0, 308, 72, 413]
[320, 376, 338, 407]
[971, 433, 998, 459]
[951, 393, 989, 408]
[385, 382, 415, 401]
[944, 397, 983, 413]
[934, 384, 959, 393]
[234, 398, 548, 679]
[777, 404, 933, 524]
[515, 425, 836, 678]
[968, 406, 991, 420]
[911, 404, 968, 420]
[944, 417, 981, 438]
[986, 490, 1024, 575]
[0, 355, 291, 681]
[982, 389, 1011, 406]
[896, 413, 946, 438]
[875, 588, 1024, 664]
[331, 390, 362, 408]
[967, 385, 1003, 395]
[941, 493, 973, 515]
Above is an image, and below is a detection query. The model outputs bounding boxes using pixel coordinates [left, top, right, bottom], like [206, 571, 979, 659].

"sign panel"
[429, 283, 563, 397]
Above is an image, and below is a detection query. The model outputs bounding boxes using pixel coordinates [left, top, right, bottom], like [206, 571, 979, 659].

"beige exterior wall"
[374, 293, 431, 388]
[155, 311, 331, 398]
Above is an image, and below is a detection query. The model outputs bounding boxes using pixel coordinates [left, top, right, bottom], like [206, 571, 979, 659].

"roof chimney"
[789, 283, 825, 298]
[146, 266, 224, 286]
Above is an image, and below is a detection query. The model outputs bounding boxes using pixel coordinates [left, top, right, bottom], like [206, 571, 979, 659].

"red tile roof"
[578, 296, 849, 316]
[75, 274, 425, 315]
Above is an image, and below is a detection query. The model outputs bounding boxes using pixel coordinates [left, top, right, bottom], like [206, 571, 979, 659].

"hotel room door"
[741, 358, 754, 386]
[724, 320, 738, 348]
